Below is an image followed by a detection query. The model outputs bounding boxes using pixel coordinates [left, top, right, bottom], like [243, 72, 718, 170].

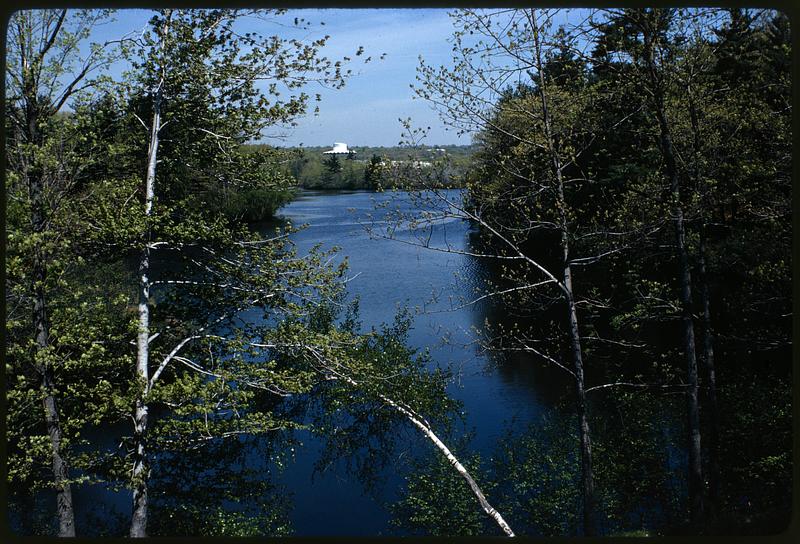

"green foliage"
[492, 415, 582, 536]
[259, 144, 473, 189]
[5, 6, 791, 538]
[146, 439, 294, 536]
[200, 147, 299, 222]
[590, 392, 684, 534]
[213, 186, 295, 222]
[716, 370, 792, 532]
[409, 6, 791, 536]
[323, 154, 342, 175]
[391, 450, 496, 536]
[364, 153, 385, 186]
[5, 255, 136, 492]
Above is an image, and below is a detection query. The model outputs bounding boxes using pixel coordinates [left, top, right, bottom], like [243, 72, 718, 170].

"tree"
[406, 9, 650, 534]
[4, 9, 123, 536]
[585, 8, 788, 526]
[364, 153, 385, 188]
[114, 9, 361, 536]
[322, 154, 343, 186]
[682, 9, 791, 521]
[582, 7, 791, 529]
[619, 10, 704, 524]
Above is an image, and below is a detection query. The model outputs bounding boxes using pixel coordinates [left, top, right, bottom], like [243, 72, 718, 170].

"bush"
[211, 186, 296, 223]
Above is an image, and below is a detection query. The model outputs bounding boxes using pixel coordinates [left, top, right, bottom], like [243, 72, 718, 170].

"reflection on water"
[15, 188, 780, 536]
[18, 189, 579, 536]
[264, 189, 560, 534]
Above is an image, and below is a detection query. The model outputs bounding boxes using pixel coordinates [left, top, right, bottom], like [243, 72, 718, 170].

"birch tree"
[388, 9, 662, 534]
[259, 314, 517, 537]
[104, 8, 373, 536]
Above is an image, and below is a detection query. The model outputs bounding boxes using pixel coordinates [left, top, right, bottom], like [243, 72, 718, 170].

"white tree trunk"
[130, 11, 171, 538]
[325, 366, 515, 537]
[381, 392, 516, 537]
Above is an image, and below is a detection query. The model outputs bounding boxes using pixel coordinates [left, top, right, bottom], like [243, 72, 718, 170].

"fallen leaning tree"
[251, 338, 516, 537]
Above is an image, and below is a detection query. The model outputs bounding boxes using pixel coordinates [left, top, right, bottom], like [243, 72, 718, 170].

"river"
[9, 187, 787, 537]
[262, 189, 562, 535]
[9, 189, 595, 536]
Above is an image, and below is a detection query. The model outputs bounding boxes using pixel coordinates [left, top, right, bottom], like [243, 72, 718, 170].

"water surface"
[266, 189, 553, 535]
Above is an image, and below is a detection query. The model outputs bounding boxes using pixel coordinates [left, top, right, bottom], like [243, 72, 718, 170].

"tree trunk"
[555, 172, 596, 536]
[632, 12, 706, 524]
[689, 92, 720, 520]
[556, 254, 597, 535]
[129, 93, 160, 540]
[529, 11, 596, 534]
[564, 273, 596, 536]
[330, 370, 515, 537]
[41, 367, 76, 537]
[130, 238, 151, 537]
[645, 28, 705, 524]
[27, 101, 76, 537]
[130, 12, 170, 537]
[698, 225, 720, 516]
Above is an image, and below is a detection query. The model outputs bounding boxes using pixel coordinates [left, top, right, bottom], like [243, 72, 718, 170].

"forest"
[4, 7, 792, 538]
[242, 143, 474, 190]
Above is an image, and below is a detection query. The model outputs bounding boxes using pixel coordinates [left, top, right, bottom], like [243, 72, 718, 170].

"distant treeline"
[243, 144, 475, 189]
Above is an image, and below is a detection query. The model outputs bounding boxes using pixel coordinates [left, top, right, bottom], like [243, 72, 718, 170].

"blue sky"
[268, 9, 467, 147]
[80, 8, 472, 147]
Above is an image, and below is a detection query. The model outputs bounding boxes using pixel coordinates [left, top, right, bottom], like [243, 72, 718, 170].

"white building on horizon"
[323, 142, 355, 156]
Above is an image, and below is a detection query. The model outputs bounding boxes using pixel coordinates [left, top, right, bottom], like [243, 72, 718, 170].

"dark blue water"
[265, 190, 553, 535]
[27, 189, 562, 537]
